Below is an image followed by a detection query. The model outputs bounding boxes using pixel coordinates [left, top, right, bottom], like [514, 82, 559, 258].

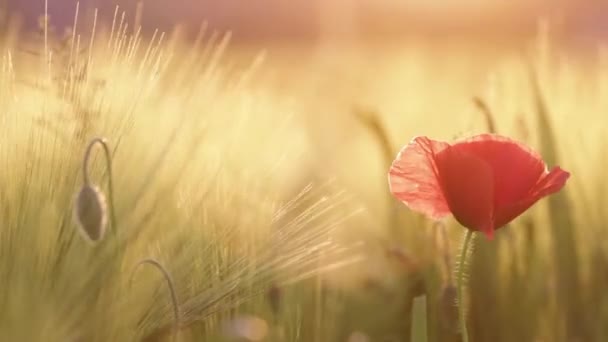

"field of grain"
[0, 6, 606, 342]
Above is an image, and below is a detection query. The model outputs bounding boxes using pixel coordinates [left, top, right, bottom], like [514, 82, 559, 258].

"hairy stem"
[457, 230, 474, 342]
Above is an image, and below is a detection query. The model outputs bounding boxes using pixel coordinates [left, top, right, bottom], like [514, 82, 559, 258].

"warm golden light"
[360, 0, 550, 23]
[1, 0, 607, 341]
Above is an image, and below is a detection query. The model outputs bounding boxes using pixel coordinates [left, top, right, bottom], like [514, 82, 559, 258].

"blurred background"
[1, 1, 607, 341]
[5, 0, 608, 45]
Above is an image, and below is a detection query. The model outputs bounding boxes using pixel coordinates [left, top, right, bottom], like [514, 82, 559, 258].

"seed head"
[74, 184, 107, 243]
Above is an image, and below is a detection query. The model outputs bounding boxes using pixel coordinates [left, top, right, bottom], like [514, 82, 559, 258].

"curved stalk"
[130, 258, 180, 342]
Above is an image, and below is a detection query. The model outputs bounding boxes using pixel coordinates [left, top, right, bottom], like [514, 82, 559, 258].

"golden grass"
[0, 7, 606, 342]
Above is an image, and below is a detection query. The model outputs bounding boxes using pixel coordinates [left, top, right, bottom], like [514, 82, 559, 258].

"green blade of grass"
[527, 62, 585, 341]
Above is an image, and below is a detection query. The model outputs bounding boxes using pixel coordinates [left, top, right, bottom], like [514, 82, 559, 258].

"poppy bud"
[74, 184, 107, 243]
[74, 137, 116, 244]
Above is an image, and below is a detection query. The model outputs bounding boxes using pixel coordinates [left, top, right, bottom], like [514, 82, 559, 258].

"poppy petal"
[389, 133, 570, 240]
[529, 166, 571, 198]
[450, 134, 546, 209]
[388, 136, 451, 219]
[435, 145, 495, 239]
[494, 166, 570, 228]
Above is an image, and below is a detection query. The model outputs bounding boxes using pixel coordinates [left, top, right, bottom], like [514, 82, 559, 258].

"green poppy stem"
[457, 229, 474, 342]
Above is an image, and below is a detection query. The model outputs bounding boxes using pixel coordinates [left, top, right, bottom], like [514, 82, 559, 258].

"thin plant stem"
[458, 229, 474, 342]
[130, 258, 180, 342]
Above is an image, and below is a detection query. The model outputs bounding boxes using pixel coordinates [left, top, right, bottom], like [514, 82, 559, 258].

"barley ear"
[352, 107, 402, 235]
[472, 96, 497, 134]
[130, 258, 180, 342]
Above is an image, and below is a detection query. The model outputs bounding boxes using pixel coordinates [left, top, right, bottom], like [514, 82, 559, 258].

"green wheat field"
[0, 5, 606, 342]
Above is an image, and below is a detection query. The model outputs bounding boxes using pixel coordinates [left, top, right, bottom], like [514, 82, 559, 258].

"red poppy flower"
[388, 134, 570, 239]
